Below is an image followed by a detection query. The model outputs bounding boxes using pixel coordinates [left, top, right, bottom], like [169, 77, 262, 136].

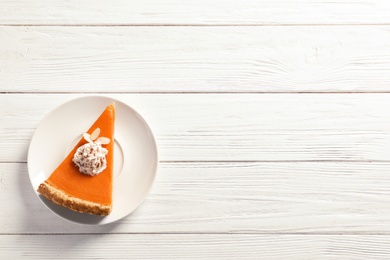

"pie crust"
[38, 181, 111, 216]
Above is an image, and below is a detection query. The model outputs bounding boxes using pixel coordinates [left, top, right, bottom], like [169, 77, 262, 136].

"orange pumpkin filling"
[38, 103, 115, 216]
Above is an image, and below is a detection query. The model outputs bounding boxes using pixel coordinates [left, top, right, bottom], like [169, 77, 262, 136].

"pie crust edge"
[37, 181, 111, 216]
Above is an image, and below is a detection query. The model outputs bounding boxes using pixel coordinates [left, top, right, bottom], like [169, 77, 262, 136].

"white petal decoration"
[83, 133, 93, 143]
[90, 128, 101, 141]
[96, 137, 110, 145]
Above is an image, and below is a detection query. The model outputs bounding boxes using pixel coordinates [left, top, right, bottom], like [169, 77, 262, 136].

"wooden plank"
[1, 0, 390, 25]
[1, 93, 390, 162]
[3, 162, 390, 234]
[2, 234, 390, 259]
[1, 26, 390, 93]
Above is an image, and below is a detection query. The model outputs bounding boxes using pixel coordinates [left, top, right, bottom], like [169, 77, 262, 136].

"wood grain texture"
[1, 93, 390, 162]
[3, 0, 390, 258]
[1, 26, 390, 93]
[2, 234, 390, 259]
[1, 0, 390, 25]
[3, 162, 390, 234]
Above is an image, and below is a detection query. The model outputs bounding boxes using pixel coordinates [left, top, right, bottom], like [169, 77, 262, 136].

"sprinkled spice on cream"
[72, 128, 110, 176]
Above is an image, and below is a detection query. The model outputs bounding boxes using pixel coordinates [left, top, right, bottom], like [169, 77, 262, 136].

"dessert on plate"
[37, 103, 115, 216]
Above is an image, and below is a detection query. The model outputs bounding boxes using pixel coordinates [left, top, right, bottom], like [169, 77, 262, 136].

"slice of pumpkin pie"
[38, 103, 115, 216]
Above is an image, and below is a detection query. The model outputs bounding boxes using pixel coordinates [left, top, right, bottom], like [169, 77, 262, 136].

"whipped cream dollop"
[72, 128, 110, 176]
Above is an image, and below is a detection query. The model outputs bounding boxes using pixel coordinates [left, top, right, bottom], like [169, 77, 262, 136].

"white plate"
[28, 96, 158, 225]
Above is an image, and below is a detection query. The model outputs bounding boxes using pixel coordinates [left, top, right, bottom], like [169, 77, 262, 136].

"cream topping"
[72, 128, 110, 176]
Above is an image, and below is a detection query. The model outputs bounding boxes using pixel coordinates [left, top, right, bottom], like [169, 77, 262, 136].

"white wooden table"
[2, 1, 390, 259]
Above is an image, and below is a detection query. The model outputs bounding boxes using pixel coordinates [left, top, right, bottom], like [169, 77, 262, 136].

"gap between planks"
[4, 92, 390, 94]
[5, 232, 390, 236]
[2, 24, 390, 27]
[4, 160, 390, 164]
